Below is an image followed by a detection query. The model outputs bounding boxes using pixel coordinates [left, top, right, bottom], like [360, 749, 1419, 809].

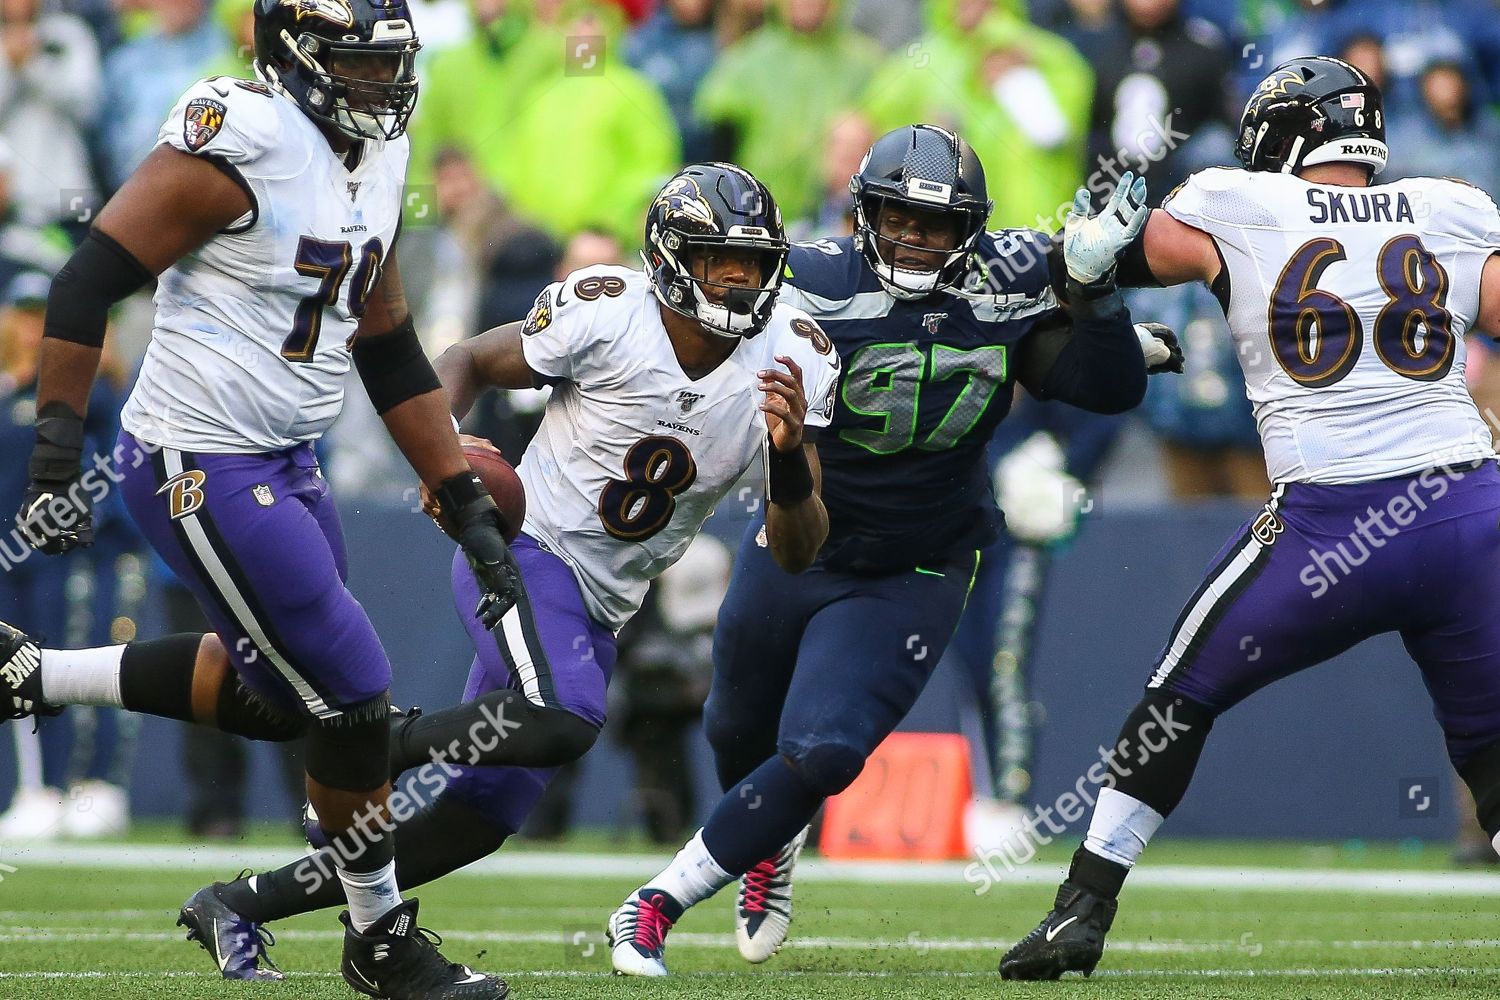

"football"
[452, 443, 525, 543]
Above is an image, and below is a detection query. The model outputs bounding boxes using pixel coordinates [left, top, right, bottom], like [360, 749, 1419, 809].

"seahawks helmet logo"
[651, 176, 716, 228]
[279, 0, 355, 26]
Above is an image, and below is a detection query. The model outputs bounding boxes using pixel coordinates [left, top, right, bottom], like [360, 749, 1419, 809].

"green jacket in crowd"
[414, 0, 679, 246]
[863, 0, 1091, 230]
[696, 0, 883, 222]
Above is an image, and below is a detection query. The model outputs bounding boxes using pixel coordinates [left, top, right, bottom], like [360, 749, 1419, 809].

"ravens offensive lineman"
[1001, 56, 1500, 979]
[0, 0, 519, 996]
[608, 125, 1182, 976]
[159, 163, 841, 973]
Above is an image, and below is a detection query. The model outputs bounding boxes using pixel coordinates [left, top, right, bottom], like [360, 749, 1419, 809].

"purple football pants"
[1148, 461, 1500, 766]
[441, 534, 617, 832]
[118, 432, 390, 719]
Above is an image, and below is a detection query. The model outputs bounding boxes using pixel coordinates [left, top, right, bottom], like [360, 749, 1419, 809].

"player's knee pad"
[1109, 689, 1218, 819]
[1458, 738, 1500, 839]
[305, 695, 392, 792]
[785, 740, 867, 798]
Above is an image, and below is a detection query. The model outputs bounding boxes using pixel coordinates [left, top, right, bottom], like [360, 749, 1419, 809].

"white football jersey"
[1163, 167, 1498, 484]
[121, 77, 409, 453]
[517, 265, 842, 631]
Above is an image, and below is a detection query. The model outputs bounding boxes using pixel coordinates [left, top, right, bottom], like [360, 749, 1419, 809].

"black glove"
[17, 402, 93, 555]
[1137, 322, 1186, 374]
[435, 471, 523, 629]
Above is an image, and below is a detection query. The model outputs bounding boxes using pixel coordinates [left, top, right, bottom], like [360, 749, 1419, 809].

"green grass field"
[2, 831, 1498, 999]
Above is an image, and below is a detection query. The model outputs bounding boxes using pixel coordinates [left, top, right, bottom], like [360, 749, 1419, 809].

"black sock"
[391, 689, 597, 775]
[220, 796, 511, 923]
[1069, 845, 1129, 899]
[118, 634, 203, 722]
[117, 633, 305, 740]
[1109, 690, 1216, 817]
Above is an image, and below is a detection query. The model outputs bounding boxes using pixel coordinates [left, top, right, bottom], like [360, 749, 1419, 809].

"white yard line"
[3, 927, 1500, 954]
[4, 843, 1500, 896]
[1, 968, 1498, 980]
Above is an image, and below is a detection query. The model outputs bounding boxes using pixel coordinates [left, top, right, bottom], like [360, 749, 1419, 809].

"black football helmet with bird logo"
[253, 0, 420, 142]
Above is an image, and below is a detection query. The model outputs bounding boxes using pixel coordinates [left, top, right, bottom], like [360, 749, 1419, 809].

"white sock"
[1083, 787, 1165, 868]
[643, 829, 733, 908]
[338, 860, 403, 932]
[13, 724, 42, 790]
[39, 646, 125, 707]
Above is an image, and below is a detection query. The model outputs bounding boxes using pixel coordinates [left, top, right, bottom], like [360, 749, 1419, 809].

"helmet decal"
[283, 0, 355, 26]
[652, 177, 717, 228]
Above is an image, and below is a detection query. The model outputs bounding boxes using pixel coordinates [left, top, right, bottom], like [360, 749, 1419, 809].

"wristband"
[766, 436, 814, 505]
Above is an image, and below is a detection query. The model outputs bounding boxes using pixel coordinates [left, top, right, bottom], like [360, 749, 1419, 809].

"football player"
[0, 0, 520, 996]
[607, 124, 1181, 976]
[1001, 56, 1500, 979]
[166, 163, 841, 972]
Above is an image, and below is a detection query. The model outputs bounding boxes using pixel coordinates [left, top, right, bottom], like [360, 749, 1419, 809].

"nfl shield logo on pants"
[252, 484, 275, 508]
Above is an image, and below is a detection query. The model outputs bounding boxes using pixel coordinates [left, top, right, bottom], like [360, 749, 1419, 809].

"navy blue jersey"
[783, 232, 1059, 573]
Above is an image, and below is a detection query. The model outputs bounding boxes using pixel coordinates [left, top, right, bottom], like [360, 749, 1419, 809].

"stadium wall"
[0, 501, 1456, 842]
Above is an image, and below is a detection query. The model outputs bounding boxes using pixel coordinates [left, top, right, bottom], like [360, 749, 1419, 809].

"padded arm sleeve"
[352, 316, 442, 415]
[43, 229, 155, 348]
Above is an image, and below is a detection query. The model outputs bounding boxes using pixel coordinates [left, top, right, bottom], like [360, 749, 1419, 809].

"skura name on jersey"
[1306, 188, 1414, 225]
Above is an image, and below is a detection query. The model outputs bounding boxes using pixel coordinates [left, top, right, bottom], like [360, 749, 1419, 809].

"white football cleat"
[734, 825, 809, 963]
[607, 889, 682, 977]
[62, 780, 130, 839]
[0, 786, 66, 841]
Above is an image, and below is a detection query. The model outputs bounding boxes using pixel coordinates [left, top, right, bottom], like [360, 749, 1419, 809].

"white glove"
[994, 432, 1087, 546]
[1137, 323, 1172, 368]
[1063, 170, 1149, 286]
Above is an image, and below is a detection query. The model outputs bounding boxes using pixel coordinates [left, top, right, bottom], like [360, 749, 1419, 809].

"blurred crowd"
[7, 0, 1500, 838]
[5, 0, 1500, 495]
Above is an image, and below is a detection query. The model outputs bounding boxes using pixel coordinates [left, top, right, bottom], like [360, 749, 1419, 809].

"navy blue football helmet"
[253, 0, 420, 142]
[850, 124, 992, 300]
[642, 163, 789, 339]
[1237, 56, 1386, 176]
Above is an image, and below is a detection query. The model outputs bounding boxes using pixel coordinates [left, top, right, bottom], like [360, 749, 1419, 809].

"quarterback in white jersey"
[157, 164, 838, 968]
[506, 261, 838, 630]
[4, 0, 518, 994]
[1004, 56, 1500, 981]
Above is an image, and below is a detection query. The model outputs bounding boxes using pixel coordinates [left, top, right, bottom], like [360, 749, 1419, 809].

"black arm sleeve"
[352, 315, 442, 414]
[1114, 227, 1163, 288]
[1027, 284, 1147, 415]
[43, 229, 155, 348]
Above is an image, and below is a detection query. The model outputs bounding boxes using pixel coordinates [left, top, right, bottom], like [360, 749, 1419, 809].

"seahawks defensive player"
[608, 125, 1181, 975]
[0, 0, 518, 996]
[160, 163, 840, 974]
[1002, 56, 1500, 980]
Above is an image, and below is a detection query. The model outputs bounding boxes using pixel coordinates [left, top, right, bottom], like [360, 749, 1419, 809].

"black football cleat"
[999, 881, 1117, 980]
[341, 899, 508, 999]
[178, 883, 284, 981]
[0, 619, 60, 722]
